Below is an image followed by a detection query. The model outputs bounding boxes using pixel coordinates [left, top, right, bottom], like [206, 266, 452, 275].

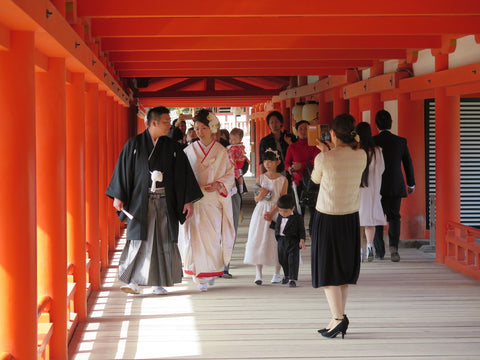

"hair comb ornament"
[265, 148, 281, 160]
[207, 112, 220, 133]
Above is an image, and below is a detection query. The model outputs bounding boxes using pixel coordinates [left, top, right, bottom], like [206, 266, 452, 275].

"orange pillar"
[113, 103, 121, 239]
[66, 73, 87, 321]
[85, 83, 101, 290]
[434, 88, 461, 263]
[370, 93, 383, 122]
[333, 87, 348, 116]
[398, 93, 426, 239]
[0, 31, 37, 360]
[36, 57, 68, 360]
[349, 97, 360, 123]
[106, 97, 116, 251]
[98, 91, 109, 267]
[317, 92, 332, 125]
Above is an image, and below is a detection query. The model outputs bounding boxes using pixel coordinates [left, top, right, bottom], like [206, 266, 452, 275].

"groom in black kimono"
[106, 106, 203, 295]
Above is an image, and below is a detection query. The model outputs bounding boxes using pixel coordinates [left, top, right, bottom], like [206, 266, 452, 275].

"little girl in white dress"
[244, 149, 288, 285]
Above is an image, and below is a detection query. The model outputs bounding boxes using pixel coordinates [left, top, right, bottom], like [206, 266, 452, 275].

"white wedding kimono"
[182, 140, 235, 280]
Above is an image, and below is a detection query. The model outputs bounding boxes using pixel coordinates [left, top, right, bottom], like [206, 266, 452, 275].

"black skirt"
[311, 210, 361, 288]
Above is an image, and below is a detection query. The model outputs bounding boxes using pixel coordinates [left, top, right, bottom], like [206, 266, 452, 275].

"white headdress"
[207, 112, 220, 133]
[265, 148, 281, 160]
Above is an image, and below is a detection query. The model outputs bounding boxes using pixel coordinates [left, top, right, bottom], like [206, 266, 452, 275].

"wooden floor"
[69, 181, 480, 360]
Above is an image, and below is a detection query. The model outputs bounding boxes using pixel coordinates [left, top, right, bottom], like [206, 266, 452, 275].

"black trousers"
[374, 196, 402, 257]
[277, 236, 300, 280]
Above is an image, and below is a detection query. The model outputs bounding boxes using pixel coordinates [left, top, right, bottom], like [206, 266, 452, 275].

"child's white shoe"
[198, 283, 208, 292]
[207, 277, 216, 286]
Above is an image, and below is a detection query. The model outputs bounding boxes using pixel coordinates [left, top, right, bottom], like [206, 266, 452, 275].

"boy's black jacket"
[270, 213, 306, 242]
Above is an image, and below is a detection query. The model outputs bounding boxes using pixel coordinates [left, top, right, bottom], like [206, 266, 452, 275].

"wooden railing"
[37, 295, 53, 360]
[445, 221, 480, 280]
[67, 263, 78, 342]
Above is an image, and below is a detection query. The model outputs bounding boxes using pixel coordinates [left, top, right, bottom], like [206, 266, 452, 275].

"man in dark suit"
[373, 110, 415, 262]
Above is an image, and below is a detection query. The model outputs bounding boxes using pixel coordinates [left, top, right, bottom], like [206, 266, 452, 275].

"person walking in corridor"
[373, 110, 415, 262]
[106, 106, 203, 295]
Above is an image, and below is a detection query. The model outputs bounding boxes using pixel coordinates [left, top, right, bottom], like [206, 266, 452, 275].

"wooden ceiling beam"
[108, 49, 407, 62]
[139, 89, 281, 98]
[78, 0, 480, 17]
[91, 16, 480, 37]
[218, 77, 264, 90]
[120, 68, 347, 77]
[161, 77, 206, 91]
[114, 60, 374, 70]
[140, 97, 271, 108]
[101, 35, 441, 51]
[237, 77, 291, 89]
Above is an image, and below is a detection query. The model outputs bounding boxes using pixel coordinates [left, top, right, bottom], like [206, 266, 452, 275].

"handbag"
[299, 168, 319, 208]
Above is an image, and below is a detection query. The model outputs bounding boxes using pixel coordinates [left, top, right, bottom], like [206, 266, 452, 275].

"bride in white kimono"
[182, 109, 235, 291]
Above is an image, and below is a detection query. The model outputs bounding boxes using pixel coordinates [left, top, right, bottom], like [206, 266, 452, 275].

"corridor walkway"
[69, 178, 480, 360]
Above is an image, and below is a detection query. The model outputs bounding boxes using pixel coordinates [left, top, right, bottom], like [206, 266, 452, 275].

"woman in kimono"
[182, 109, 236, 291]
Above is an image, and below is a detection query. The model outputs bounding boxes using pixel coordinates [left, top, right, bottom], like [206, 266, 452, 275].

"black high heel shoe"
[318, 314, 349, 334]
[321, 317, 348, 339]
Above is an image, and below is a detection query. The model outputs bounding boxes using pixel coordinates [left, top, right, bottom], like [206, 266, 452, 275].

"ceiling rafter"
[71, 0, 480, 106]
[90, 16, 480, 37]
[108, 49, 408, 62]
[77, 0, 480, 17]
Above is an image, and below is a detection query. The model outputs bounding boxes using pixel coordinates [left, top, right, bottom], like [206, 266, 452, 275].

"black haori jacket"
[106, 130, 203, 242]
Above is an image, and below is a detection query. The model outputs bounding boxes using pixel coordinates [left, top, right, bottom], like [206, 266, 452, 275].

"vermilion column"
[349, 97, 360, 123]
[370, 93, 383, 123]
[106, 96, 116, 251]
[113, 103, 121, 239]
[398, 93, 426, 240]
[98, 91, 109, 267]
[333, 87, 348, 116]
[0, 31, 37, 360]
[435, 88, 461, 263]
[85, 83, 101, 290]
[36, 57, 68, 360]
[317, 92, 332, 125]
[66, 73, 87, 321]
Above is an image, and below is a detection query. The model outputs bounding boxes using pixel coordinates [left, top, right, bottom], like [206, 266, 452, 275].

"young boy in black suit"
[271, 195, 306, 287]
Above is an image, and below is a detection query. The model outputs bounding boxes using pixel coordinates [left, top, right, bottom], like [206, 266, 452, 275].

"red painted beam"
[140, 97, 272, 108]
[139, 89, 281, 98]
[399, 62, 480, 92]
[77, 0, 480, 17]
[114, 60, 374, 70]
[101, 35, 442, 51]
[108, 49, 407, 62]
[119, 68, 347, 77]
[91, 16, 480, 37]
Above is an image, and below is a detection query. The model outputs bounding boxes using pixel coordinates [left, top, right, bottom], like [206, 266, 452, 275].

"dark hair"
[147, 106, 169, 126]
[266, 110, 284, 125]
[194, 108, 211, 128]
[230, 127, 244, 138]
[295, 120, 310, 130]
[263, 148, 281, 162]
[169, 126, 184, 142]
[356, 122, 377, 187]
[277, 194, 294, 209]
[375, 109, 392, 130]
[220, 128, 230, 139]
[332, 113, 358, 149]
